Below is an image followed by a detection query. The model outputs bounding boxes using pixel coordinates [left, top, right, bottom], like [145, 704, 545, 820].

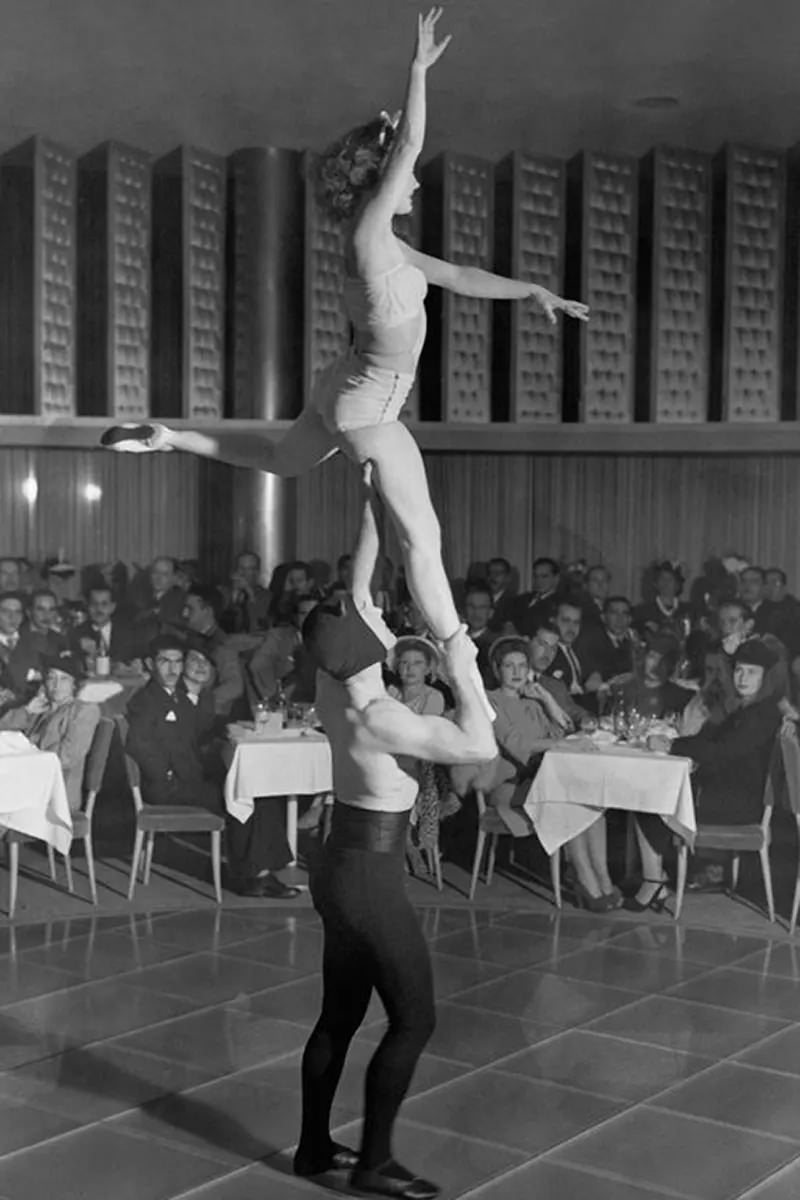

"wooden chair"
[116, 717, 224, 904]
[470, 788, 560, 905]
[764, 725, 800, 935]
[5, 716, 115, 917]
[674, 785, 776, 924]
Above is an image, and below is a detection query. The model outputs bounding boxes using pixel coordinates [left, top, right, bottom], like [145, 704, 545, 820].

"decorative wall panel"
[494, 152, 566, 422]
[303, 152, 348, 409]
[715, 144, 785, 422]
[568, 151, 638, 422]
[77, 142, 151, 419]
[0, 138, 77, 416]
[151, 146, 226, 420]
[421, 153, 494, 423]
[639, 147, 711, 422]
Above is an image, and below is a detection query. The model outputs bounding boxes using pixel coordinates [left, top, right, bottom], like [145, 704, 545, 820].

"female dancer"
[102, 8, 588, 680]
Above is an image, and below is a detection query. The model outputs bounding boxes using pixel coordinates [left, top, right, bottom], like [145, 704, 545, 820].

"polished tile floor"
[0, 903, 799, 1200]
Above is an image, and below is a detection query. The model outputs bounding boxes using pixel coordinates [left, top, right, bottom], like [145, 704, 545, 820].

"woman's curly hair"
[311, 113, 397, 221]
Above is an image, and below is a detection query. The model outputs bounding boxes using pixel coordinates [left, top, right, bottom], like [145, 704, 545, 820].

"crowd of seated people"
[2, 546, 799, 909]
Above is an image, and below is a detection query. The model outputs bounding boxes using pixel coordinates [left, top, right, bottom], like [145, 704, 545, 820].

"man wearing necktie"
[544, 601, 587, 698]
[0, 591, 43, 710]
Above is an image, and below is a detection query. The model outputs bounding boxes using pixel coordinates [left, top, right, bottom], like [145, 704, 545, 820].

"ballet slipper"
[293, 1140, 359, 1176]
[350, 1158, 440, 1198]
[100, 423, 173, 453]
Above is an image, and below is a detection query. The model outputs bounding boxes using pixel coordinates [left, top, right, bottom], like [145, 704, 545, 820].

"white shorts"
[313, 352, 415, 435]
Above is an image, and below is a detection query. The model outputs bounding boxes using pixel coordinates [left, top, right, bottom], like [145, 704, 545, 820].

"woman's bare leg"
[103, 407, 339, 478]
[584, 816, 614, 894]
[340, 421, 459, 641]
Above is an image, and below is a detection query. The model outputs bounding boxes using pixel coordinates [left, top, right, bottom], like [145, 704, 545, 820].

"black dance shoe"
[350, 1159, 441, 1199]
[100, 423, 171, 452]
[293, 1141, 359, 1176]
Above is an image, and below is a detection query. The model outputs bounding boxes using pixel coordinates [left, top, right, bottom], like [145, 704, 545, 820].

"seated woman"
[630, 639, 782, 909]
[386, 636, 453, 868]
[0, 651, 100, 812]
[620, 633, 693, 721]
[452, 637, 620, 910]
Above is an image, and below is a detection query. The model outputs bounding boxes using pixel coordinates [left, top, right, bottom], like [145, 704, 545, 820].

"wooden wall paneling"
[638, 147, 712, 422]
[566, 151, 638, 423]
[712, 144, 785, 422]
[151, 146, 226, 420]
[0, 138, 77, 416]
[494, 152, 566, 423]
[77, 142, 152, 419]
[303, 152, 348, 410]
[421, 152, 494, 422]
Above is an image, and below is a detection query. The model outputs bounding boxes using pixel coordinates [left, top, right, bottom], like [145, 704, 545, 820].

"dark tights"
[297, 806, 436, 1169]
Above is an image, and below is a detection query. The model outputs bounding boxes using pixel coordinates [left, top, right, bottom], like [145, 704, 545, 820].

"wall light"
[83, 483, 102, 502]
[21, 474, 38, 504]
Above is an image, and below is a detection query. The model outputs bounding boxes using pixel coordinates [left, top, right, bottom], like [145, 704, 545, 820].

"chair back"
[114, 714, 144, 814]
[82, 716, 115, 819]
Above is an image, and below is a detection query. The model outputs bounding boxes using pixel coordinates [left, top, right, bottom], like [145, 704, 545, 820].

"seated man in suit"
[20, 589, 67, 659]
[181, 585, 246, 719]
[486, 556, 516, 632]
[127, 634, 299, 898]
[462, 582, 497, 688]
[580, 596, 639, 705]
[249, 592, 318, 704]
[0, 651, 100, 812]
[73, 584, 142, 670]
[545, 600, 591, 702]
[506, 556, 562, 637]
[220, 551, 272, 635]
[527, 619, 593, 730]
[0, 590, 45, 712]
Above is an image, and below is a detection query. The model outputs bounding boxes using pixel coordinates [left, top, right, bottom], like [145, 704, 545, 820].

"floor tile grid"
[442, 1015, 800, 1200]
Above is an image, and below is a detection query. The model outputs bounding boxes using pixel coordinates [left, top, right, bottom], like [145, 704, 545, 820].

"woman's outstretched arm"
[355, 9, 451, 243]
[399, 243, 590, 323]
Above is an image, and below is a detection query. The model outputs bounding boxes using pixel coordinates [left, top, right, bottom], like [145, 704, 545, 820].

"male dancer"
[293, 475, 496, 1199]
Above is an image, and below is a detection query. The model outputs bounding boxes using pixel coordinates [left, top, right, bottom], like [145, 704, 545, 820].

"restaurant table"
[224, 726, 333, 862]
[0, 732, 73, 855]
[523, 735, 696, 855]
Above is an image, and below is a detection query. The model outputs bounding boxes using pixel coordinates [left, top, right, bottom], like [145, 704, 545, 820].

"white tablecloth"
[523, 738, 696, 855]
[0, 735, 73, 855]
[224, 729, 333, 862]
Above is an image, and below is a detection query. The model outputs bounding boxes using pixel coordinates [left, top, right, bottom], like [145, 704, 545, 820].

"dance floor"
[0, 899, 799, 1200]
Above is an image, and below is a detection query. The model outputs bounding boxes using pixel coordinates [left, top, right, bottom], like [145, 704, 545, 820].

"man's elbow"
[459, 737, 497, 765]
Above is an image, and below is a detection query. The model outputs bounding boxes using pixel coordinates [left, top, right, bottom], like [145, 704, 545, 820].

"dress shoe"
[293, 1141, 359, 1177]
[623, 880, 670, 913]
[350, 1159, 440, 1198]
[231, 874, 301, 899]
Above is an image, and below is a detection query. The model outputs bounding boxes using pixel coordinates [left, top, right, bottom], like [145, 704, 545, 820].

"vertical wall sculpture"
[638, 147, 712, 422]
[712, 144, 785, 422]
[0, 137, 77, 416]
[494, 152, 566, 422]
[421, 152, 494, 422]
[77, 142, 152, 419]
[566, 151, 638, 423]
[303, 152, 348, 409]
[151, 146, 226, 421]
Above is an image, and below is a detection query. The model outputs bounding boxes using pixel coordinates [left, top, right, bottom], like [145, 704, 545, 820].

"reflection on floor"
[0, 902, 798, 1199]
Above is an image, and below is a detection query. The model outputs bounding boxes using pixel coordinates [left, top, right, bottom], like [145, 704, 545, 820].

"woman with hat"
[628, 638, 782, 910]
[0, 651, 100, 813]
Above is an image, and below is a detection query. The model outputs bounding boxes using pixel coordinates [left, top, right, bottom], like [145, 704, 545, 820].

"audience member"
[633, 639, 782, 905]
[0, 559, 22, 594]
[621, 633, 692, 720]
[545, 601, 589, 699]
[21, 589, 67, 657]
[486, 556, 515, 630]
[267, 560, 313, 623]
[462, 583, 496, 687]
[581, 596, 638, 704]
[72, 585, 142, 669]
[0, 591, 44, 709]
[580, 564, 611, 631]
[181, 586, 246, 719]
[634, 561, 692, 641]
[527, 619, 592, 729]
[221, 551, 271, 635]
[0, 651, 99, 812]
[508, 556, 562, 636]
[249, 593, 318, 704]
[387, 637, 445, 717]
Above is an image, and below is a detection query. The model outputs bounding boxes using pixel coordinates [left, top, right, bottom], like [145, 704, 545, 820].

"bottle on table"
[254, 701, 270, 734]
